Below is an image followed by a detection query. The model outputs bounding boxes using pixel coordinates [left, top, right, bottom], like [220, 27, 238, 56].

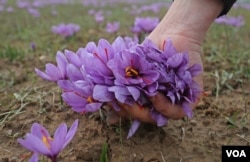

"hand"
[106, 0, 223, 124]
[106, 33, 203, 124]
[106, 35, 203, 125]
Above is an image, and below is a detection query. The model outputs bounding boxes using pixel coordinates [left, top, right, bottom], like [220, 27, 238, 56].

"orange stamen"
[125, 66, 139, 78]
[87, 96, 95, 103]
[41, 129, 53, 149]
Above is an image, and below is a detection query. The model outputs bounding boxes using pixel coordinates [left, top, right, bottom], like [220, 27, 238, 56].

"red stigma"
[162, 40, 166, 50]
[104, 48, 109, 60]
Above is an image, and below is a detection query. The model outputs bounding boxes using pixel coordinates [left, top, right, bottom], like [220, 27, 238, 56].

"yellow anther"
[42, 136, 53, 149]
[125, 66, 139, 78]
[87, 96, 94, 103]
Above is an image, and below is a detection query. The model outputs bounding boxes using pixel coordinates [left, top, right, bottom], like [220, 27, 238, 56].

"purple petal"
[182, 102, 193, 118]
[166, 91, 175, 104]
[166, 53, 183, 68]
[85, 42, 97, 53]
[127, 120, 141, 139]
[150, 110, 168, 127]
[66, 64, 83, 81]
[31, 123, 50, 139]
[162, 38, 177, 57]
[45, 63, 62, 80]
[62, 119, 79, 149]
[18, 134, 51, 155]
[108, 86, 130, 103]
[72, 80, 93, 96]
[51, 123, 67, 155]
[65, 50, 82, 67]
[93, 85, 114, 102]
[85, 103, 102, 112]
[62, 92, 88, 113]
[57, 80, 73, 91]
[29, 153, 39, 162]
[34, 68, 54, 81]
[127, 86, 140, 101]
[97, 38, 114, 61]
[188, 64, 202, 77]
[112, 36, 127, 53]
[142, 70, 159, 84]
[56, 51, 67, 78]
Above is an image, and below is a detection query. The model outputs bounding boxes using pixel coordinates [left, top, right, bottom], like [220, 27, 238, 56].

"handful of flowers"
[35, 36, 202, 138]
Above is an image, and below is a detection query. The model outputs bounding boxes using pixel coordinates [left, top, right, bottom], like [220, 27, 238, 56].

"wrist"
[148, 0, 223, 50]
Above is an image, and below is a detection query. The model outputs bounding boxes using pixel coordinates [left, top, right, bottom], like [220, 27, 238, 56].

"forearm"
[148, 0, 224, 49]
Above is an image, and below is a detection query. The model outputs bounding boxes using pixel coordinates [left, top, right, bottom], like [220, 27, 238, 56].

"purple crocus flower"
[30, 42, 36, 51]
[88, 9, 95, 15]
[80, 39, 115, 85]
[51, 23, 80, 37]
[17, 1, 30, 8]
[35, 51, 68, 82]
[6, 6, 14, 12]
[27, 8, 40, 17]
[214, 15, 245, 27]
[58, 80, 103, 113]
[106, 22, 120, 33]
[18, 119, 79, 162]
[94, 13, 104, 23]
[107, 48, 160, 100]
[131, 17, 159, 34]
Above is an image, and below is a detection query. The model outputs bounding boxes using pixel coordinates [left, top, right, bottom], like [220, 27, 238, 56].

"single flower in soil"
[18, 119, 79, 162]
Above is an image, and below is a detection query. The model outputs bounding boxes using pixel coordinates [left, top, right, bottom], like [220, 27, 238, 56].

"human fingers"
[149, 92, 187, 120]
[105, 102, 129, 124]
[116, 102, 156, 124]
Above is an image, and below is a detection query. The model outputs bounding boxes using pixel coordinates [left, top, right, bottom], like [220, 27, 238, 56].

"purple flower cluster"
[35, 36, 201, 138]
[141, 39, 202, 119]
[51, 23, 80, 38]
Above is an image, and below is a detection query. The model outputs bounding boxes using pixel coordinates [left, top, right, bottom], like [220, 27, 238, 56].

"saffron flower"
[27, 8, 40, 17]
[214, 15, 245, 27]
[58, 80, 103, 113]
[35, 51, 68, 82]
[51, 23, 80, 37]
[18, 119, 79, 162]
[94, 13, 104, 23]
[30, 42, 36, 51]
[107, 49, 160, 104]
[131, 17, 159, 34]
[106, 22, 120, 33]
